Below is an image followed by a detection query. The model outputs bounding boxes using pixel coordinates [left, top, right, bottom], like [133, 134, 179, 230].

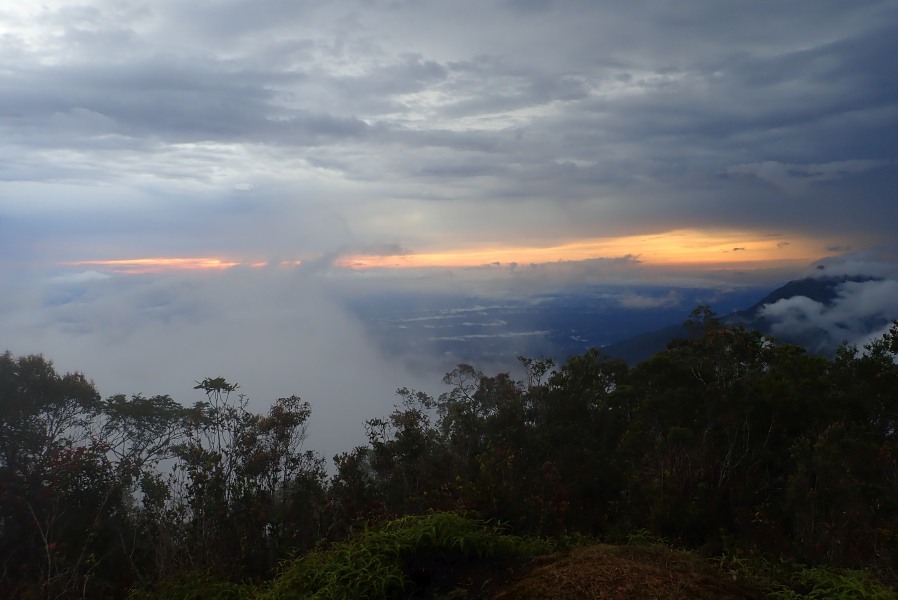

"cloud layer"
[1, 0, 896, 265]
[757, 253, 898, 353]
[0, 266, 441, 458]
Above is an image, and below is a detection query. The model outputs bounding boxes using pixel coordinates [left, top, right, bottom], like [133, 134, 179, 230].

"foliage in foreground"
[131, 514, 898, 600]
[768, 566, 897, 600]
[130, 512, 552, 600]
[2, 312, 897, 597]
[127, 570, 256, 600]
[715, 553, 897, 600]
[264, 511, 551, 600]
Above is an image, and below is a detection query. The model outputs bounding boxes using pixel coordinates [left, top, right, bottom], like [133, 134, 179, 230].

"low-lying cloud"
[0, 266, 438, 460]
[759, 254, 898, 353]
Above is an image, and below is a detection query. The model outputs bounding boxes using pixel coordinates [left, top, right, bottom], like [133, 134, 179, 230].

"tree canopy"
[1, 314, 897, 597]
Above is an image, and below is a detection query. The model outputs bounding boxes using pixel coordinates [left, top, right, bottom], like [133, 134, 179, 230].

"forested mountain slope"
[603, 275, 890, 364]
[1, 312, 897, 598]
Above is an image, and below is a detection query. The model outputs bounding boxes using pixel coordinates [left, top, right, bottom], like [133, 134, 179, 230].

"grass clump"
[767, 565, 897, 599]
[127, 569, 257, 600]
[623, 528, 671, 548]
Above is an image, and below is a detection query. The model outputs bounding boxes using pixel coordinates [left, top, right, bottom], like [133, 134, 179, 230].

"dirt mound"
[488, 544, 762, 600]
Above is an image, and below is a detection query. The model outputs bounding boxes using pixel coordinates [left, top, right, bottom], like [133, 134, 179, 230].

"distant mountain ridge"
[602, 274, 883, 365]
[733, 274, 881, 320]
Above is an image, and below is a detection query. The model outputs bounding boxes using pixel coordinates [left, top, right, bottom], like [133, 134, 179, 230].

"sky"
[2, 1, 897, 457]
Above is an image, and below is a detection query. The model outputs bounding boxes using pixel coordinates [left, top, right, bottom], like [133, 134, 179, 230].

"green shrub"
[624, 528, 670, 547]
[261, 511, 552, 600]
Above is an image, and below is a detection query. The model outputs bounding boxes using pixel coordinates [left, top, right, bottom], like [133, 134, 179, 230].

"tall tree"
[0, 352, 129, 598]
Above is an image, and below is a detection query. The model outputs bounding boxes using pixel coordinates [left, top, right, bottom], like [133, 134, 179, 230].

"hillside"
[602, 274, 888, 364]
[130, 513, 895, 599]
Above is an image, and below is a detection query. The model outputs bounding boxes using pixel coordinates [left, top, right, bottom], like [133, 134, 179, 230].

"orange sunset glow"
[337, 229, 833, 270]
[67, 257, 243, 274]
[67, 230, 836, 275]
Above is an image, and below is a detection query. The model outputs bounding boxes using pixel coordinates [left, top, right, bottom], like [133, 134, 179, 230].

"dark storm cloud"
[3, 1, 895, 246]
[624, 24, 898, 163]
[3, 59, 369, 147]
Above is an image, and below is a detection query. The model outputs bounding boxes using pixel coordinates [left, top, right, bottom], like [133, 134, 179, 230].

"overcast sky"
[2, 1, 897, 456]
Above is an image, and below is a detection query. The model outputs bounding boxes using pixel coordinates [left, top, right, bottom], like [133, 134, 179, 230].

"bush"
[261, 511, 552, 600]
